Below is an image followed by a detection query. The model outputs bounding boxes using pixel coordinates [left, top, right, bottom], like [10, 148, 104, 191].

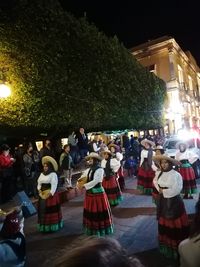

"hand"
[159, 188, 163, 194]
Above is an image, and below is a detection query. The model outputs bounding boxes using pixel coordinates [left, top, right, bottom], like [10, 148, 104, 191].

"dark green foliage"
[0, 0, 166, 133]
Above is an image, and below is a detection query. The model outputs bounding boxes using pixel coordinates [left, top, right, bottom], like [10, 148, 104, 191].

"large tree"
[0, 0, 166, 134]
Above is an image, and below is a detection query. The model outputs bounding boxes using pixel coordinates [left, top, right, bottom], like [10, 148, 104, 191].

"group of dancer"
[37, 145, 123, 236]
[137, 138, 199, 261]
[1, 137, 199, 266]
[37, 137, 200, 260]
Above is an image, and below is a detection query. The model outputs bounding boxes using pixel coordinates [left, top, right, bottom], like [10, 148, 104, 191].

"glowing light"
[178, 129, 199, 140]
[177, 129, 190, 140]
[0, 84, 11, 98]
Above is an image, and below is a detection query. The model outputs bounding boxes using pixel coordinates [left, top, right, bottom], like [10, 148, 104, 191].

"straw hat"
[141, 138, 155, 147]
[153, 154, 180, 166]
[176, 141, 188, 149]
[100, 149, 112, 156]
[85, 152, 102, 161]
[108, 143, 118, 149]
[42, 156, 58, 172]
[154, 145, 164, 150]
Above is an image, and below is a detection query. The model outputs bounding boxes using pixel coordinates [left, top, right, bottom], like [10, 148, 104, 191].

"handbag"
[39, 189, 51, 200]
[77, 176, 87, 188]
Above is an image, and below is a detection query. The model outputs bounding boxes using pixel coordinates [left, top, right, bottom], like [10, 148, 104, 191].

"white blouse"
[101, 158, 120, 173]
[115, 152, 123, 161]
[140, 149, 157, 171]
[37, 172, 58, 196]
[80, 168, 104, 190]
[153, 169, 183, 198]
[175, 150, 199, 164]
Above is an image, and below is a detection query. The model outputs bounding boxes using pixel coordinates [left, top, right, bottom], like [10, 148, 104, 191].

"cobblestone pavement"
[22, 176, 200, 266]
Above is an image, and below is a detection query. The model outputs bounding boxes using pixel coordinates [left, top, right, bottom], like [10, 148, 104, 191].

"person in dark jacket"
[0, 144, 15, 203]
[59, 145, 74, 189]
[75, 128, 88, 160]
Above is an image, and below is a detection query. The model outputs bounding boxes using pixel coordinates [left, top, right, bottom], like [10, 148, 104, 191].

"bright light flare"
[0, 84, 11, 98]
[178, 129, 199, 140]
[177, 129, 190, 140]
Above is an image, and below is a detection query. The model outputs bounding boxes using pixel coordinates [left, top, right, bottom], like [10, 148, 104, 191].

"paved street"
[23, 175, 199, 267]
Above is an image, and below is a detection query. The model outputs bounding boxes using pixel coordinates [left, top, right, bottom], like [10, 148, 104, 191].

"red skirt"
[38, 192, 63, 232]
[179, 167, 197, 193]
[83, 190, 113, 236]
[137, 166, 155, 194]
[102, 175, 123, 206]
[158, 198, 189, 259]
[117, 166, 125, 191]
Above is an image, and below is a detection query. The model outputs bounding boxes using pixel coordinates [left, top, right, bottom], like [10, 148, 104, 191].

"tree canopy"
[0, 0, 166, 135]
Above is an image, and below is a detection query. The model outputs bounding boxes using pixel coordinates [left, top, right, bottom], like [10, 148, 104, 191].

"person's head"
[85, 153, 102, 166]
[54, 237, 143, 267]
[179, 143, 187, 153]
[155, 145, 164, 156]
[79, 128, 84, 134]
[42, 156, 58, 174]
[44, 139, 51, 149]
[160, 159, 173, 172]
[153, 154, 179, 172]
[0, 144, 10, 156]
[63, 144, 70, 153]
[141, 139, 155, 150]
[43, 162, 54, 175]
[101, 150, 112, 160]
[26, 144, 33, 154]
[110, 146, 116, 153]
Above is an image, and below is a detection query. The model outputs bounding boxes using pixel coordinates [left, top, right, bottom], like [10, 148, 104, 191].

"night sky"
[59, 0, 200, 66]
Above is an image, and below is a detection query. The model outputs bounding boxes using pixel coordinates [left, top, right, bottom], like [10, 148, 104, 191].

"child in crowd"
[124, 155, 138, 177]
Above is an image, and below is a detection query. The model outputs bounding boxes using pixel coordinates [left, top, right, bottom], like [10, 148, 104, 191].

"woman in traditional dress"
[37, 156, 63, 232]
[77, 152, 113, 236]
[101, 149, 123, 206]
[153, 154, 189, 260]
[152, 145, 165, 204]
[137, 139, 156, 195]
[175, 141, 198, 199]
[108, 143, 125, 190]
[178, 198, 200, 267]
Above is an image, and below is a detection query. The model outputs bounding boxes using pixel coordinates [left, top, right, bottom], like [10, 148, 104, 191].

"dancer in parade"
[77, 152, 113, 236]
[101, 149, 123, 206]
[175, 141, 198, 199]
[37, 156, 63, 232]
[152, 145, 165, 204]
[108, 143, 125, 190]
[153, 154, 189, 259]
[137, 139, 156, 195]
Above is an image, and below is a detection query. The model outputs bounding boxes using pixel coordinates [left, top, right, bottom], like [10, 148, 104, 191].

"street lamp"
[0, 84, 11, 98]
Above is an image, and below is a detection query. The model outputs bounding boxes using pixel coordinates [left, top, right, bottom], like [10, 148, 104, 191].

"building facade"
[130, 36, 200, 134]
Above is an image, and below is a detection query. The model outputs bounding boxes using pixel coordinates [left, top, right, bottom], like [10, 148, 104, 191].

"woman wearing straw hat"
[37, 156, 63, 232]
[76, 152, 113, 236]
[153, 154, 189, 260]
[152, 145, 165, 204]
[108, 144, 125, 191]
[175, 141, 198, 199]
[101, 149, 123, 206]
[137, 139, 157, 195]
